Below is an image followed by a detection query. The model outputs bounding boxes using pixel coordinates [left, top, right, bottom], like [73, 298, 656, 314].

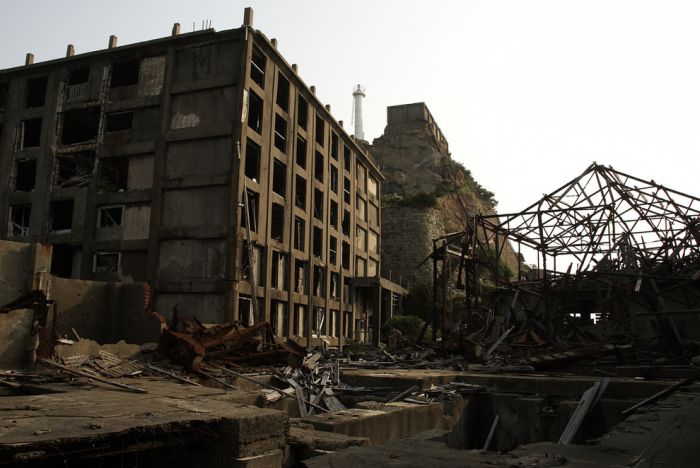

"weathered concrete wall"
[380, 206, 444, 289]
[0, 240, 51, 367]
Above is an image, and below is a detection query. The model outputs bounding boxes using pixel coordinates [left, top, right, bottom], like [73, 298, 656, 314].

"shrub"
[381, 314, 429, 343]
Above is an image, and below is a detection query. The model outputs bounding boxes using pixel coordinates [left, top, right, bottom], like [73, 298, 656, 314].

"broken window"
[105, 111, 134, 133]
[66, 67, 89, 100]
[247, 90, 263, 134]
[270, 203, 285, 241]
[295, 175, 307, 209]
[51, 244, 74, 278]
[274, 114, 287, 153]
[344, 279, 352, 305]
[368, 176, 378, 199]
[314, 151, 324, 182]
[330, 166, 338, 193]
[355, 226, 366, 251]
[276, 72, 290, 112]
[342, 210, 350, 236]
[296, 135, 307, 168]
[356, 163, 366, 192]
[21, 118, 42, 148]
[245, 139, 261, 181]
[313, 267, 325, 298]
[271, 301, 288, 337]
[313, 189, 324, 220]
[313, 307, 325, 335]
[315, 115, 325, 146]
[294, 259, 308, 294]
[344, 177, 351, 204]
[94, 252, 120, 273]
[330, 273, 339, 298]
[241, 244, 263, 284]
[342, 241, 350, 269]
[26, 76, 48, 108]
[368, 203, 378, 226]
[331, 132, 339, 160]
[271, 251, 287, 290]
[99, 158, 128, 192]
[368, 230, 378, 254]
[241, 189, 259, 232]
[356, 196, 366, 221]
[50, 199, 74, 232]
[98, 205, 124, 228]
[272, 158, 287, 197]
[313, 226, 323, 259]
[343, 146, 351, 171]
[15, 159, 36, 192]
[110, 60, 139, 100]
[297, 96, 308, 129]
[250, 46, 266, 89]
[238, 296, 254, 327]
[330, 200, 338, 229]
[329, 236, 338, 265]
[54, 151, 95, 187]
[0, 82, 8, 112]
[294, 217, 305, 251]
[61, 107, 100, 145]
[8, 204, 30, 237]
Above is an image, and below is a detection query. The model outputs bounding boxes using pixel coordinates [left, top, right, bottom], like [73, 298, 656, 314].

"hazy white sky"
[2, 1, 699, 215]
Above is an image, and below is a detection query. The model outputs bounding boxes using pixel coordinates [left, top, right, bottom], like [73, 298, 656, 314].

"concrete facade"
[0, 9, 391, 345]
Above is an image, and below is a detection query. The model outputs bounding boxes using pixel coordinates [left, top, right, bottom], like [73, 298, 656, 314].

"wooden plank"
[39, 359, 148, 394]
[558, 379, 608, 444]
[482, 414, 500, 451]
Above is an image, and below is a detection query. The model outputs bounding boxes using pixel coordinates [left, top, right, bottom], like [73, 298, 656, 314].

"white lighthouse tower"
[352, 84, 366, 141]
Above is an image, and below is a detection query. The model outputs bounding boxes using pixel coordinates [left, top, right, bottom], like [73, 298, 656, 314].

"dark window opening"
[271, 251, 288, 290]
[55, 151, 95, 187]
[272, 159, 287, 197]
[313, 226, 323, 259]
[247, 91, 263, 134]
[8, 205, 31, 237]
[99, 206, 124, 227]
[344, 177, 351, 204]
[313, 267, 325, 298]
[0, 82, 8, 112]
[69, 67, 90, 85]
[315, 115, 325, 146]
[313, 189, 324, 220]
[110, 60, 140, 88]
[342, 210, 350, 236]
[105, 112, 134, 133]
[241, 189, 259, 232]
[344, 146, 351, 170]
[296, 135, 307, 168]
[26, 76, 48, 108]
[314, 151, 324, 182]
[330, 236, 338, 265]
[94, 252, 119, 273]
[241, 245, 262, 284]
[313, 306, 325, 335]
[331, 132, 339, 159]
[330, 273, 339, 298]
[276, 72, 290, 112]
[61, 107, 100, 145]
[15, 159, 36, 192]
[297, 96, 308, 129]
[99, 158, 128, 192]
[274, 114, 287, 153]
[271, 301, 288, 337]
[330, 200, 338, 229]
[238, 296, 253, 327]
[250, 46, 266, 89]
[295, 175, 307, 209]
[294, 260, 308, 294]
[342, 241, 350, 269]
[330, 166, 338, 193]
[270, 203, 285, 241]
[50, 199, 74, 232]
[22, 118, 42, 148]
[294, 217, 305, 252]
[245, 139, 261, 181]
[51, 244, 74, 278]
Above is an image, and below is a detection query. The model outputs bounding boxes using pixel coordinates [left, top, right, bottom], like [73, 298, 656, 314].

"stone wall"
[380, 206, 445, 289]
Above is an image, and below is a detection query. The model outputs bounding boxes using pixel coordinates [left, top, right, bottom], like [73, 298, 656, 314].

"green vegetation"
[381, 314, 431, 343]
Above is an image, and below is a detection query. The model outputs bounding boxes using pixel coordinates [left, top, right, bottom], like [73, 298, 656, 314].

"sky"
[2, 0, 700, 217]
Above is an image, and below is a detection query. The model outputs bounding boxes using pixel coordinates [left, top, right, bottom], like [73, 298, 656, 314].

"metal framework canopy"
[480, 163, 700, 275]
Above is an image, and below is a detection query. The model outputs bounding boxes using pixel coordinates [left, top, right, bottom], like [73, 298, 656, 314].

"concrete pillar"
[66, 45, 75, 57]
[172, 23, 180, 36]
[371, 284, 381, 347]
[108, 35, 118, 49]
[243, 7, 254, 26]
[25, 53, 34, 65]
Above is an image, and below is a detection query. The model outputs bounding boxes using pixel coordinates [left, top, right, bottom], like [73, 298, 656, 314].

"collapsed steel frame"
[428, 163, 700, 345]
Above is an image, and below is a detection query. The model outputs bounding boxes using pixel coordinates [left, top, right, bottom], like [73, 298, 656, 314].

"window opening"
[15, 159, 36, 192]
[330, 200, 338, 229]
[94, 252, 120, 273]
[250, 46, 266, 89]
[51, 244, 74, 278]
[241, 189, 259, 232]
[245, 139, 261, 180]
[297, 96, 308, 129]
[294, 260, 308, 294]
[8, 204, 31, 237]
[314, 151, 324, 182]
[313, 189, 324, 220]
[330, 166, 338, 193]
[313, 226, 323, 258]
[329, 236, 338, 265]
[270, 203, 285, 241]
[26, 76, 48, 108]
[276, 72, 290, 112]
[21, 118, 42, 148]
[110, 60, 140, 88]
[315, 115, 325, 146]
[330, 132, 338, 159]
[313, 267, 325, 298]
[61, 107, 100, 145]
[271, 251, 287, 290]
[342, 210, 350, 236]
[296, 135, 307, 168]
[0, 82, 8, 112]
[99, 158, 128, 192]
[272, 158, 287, 197]
[342, 241, 350, 269]
[99, 206, 124, 227]
[105, 112, 134, 133]
[50, 200, 74, 232]
[247, 90, 263, 134]
[343, 146, 351, 171]
[274, 114, 287, 153]
[344, 177, 351, 204]
[54, 152, 95, 187]
[294, 217, 305, 251]
[295, 175, 307, 209]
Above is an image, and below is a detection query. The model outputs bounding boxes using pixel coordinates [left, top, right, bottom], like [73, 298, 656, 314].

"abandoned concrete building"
[0, 8, 405, 346]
